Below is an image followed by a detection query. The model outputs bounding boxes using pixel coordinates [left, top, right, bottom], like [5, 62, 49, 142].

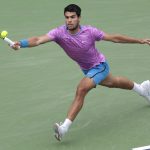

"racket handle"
[4, 37, 15, 46]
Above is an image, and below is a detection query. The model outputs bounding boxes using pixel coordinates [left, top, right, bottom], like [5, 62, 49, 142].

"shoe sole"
[142, 80, 150, 103]
[54, 123, 62, 141]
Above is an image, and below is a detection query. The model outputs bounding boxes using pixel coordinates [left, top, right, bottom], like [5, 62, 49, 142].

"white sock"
[132, 82, 144, 96]
[61, 118, 72, 133]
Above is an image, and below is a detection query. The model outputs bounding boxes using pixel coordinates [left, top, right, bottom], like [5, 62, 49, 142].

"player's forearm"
[28, 37, 42, 47]
[112, 34, 143, 44]
[19, 37, 41, 48]
[18, 34, 51, 48]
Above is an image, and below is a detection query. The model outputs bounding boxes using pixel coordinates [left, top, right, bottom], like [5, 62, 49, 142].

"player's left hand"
[141, 39, 150, 46]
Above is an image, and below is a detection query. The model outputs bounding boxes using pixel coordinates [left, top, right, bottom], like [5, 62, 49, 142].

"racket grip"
[4, 37, 15, 46]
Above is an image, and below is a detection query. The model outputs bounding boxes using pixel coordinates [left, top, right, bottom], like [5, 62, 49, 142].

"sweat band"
[19, 39, 29, 48]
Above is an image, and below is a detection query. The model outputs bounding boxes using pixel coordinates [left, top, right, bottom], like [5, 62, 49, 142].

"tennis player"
[12, 4, 150, 141]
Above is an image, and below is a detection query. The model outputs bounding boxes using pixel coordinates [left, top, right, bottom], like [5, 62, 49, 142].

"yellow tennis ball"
[1, 31, 8, 38]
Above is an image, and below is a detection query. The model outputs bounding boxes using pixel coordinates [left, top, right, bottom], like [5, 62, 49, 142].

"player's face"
[64, 12, 80, 32]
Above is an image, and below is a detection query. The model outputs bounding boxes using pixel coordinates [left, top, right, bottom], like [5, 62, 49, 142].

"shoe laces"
[59, 122, 63, 126]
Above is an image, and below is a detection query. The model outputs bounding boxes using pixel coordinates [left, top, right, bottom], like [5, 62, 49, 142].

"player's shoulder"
[81, 25, 104, 34]
[81, 25, 100, 33]
[81, 25, 97, 30]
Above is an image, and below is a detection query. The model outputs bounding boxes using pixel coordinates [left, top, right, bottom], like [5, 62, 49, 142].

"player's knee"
[106, 82, 115, 88]
[76, 85, 89, 96]
[109, 77, 120, 88]
[106, 77, 120, 88]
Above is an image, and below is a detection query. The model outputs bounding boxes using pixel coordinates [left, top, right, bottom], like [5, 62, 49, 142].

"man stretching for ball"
[12, 4, 150, 141]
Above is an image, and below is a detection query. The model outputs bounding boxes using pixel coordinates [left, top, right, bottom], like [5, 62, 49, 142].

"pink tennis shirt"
[47, 25, 106, 70]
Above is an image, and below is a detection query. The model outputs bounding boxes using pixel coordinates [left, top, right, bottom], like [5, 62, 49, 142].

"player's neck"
[68, 25, 80, 35]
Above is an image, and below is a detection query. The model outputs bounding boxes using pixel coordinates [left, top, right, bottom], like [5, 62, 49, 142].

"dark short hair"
[64, 4, 81, 17]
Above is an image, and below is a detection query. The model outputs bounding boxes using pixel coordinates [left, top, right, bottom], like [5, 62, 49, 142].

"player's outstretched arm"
[103, 33, 150, 46]
[12, 34, 52, 50]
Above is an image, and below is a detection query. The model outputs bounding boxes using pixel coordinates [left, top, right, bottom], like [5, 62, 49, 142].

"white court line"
[132, 145, 150, 150]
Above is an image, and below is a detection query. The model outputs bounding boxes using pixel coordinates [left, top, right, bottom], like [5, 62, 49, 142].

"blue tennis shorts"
[82, 62, 110, 85]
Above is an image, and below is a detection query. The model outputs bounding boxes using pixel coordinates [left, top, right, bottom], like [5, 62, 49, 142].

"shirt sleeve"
[47, 28, 59, 41]
[91, 27, 105, 41]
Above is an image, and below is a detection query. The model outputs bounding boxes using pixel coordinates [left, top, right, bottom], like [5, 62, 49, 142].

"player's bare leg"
[100, 73, 134, 89]
[67, 77, 95, 121]
[100, 73, 150, 102]
[54, 77, 95, 141]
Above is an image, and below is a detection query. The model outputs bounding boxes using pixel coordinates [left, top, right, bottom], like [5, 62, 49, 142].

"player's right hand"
[11, 41, 21, 50]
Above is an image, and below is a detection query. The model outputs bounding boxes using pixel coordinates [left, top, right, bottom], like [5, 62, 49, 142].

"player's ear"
[78, 16, 81, 21]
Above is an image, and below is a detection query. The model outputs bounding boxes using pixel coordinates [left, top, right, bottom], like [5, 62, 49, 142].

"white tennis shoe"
[54, 123, 67, 141]
[140, 80, 150, 103]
